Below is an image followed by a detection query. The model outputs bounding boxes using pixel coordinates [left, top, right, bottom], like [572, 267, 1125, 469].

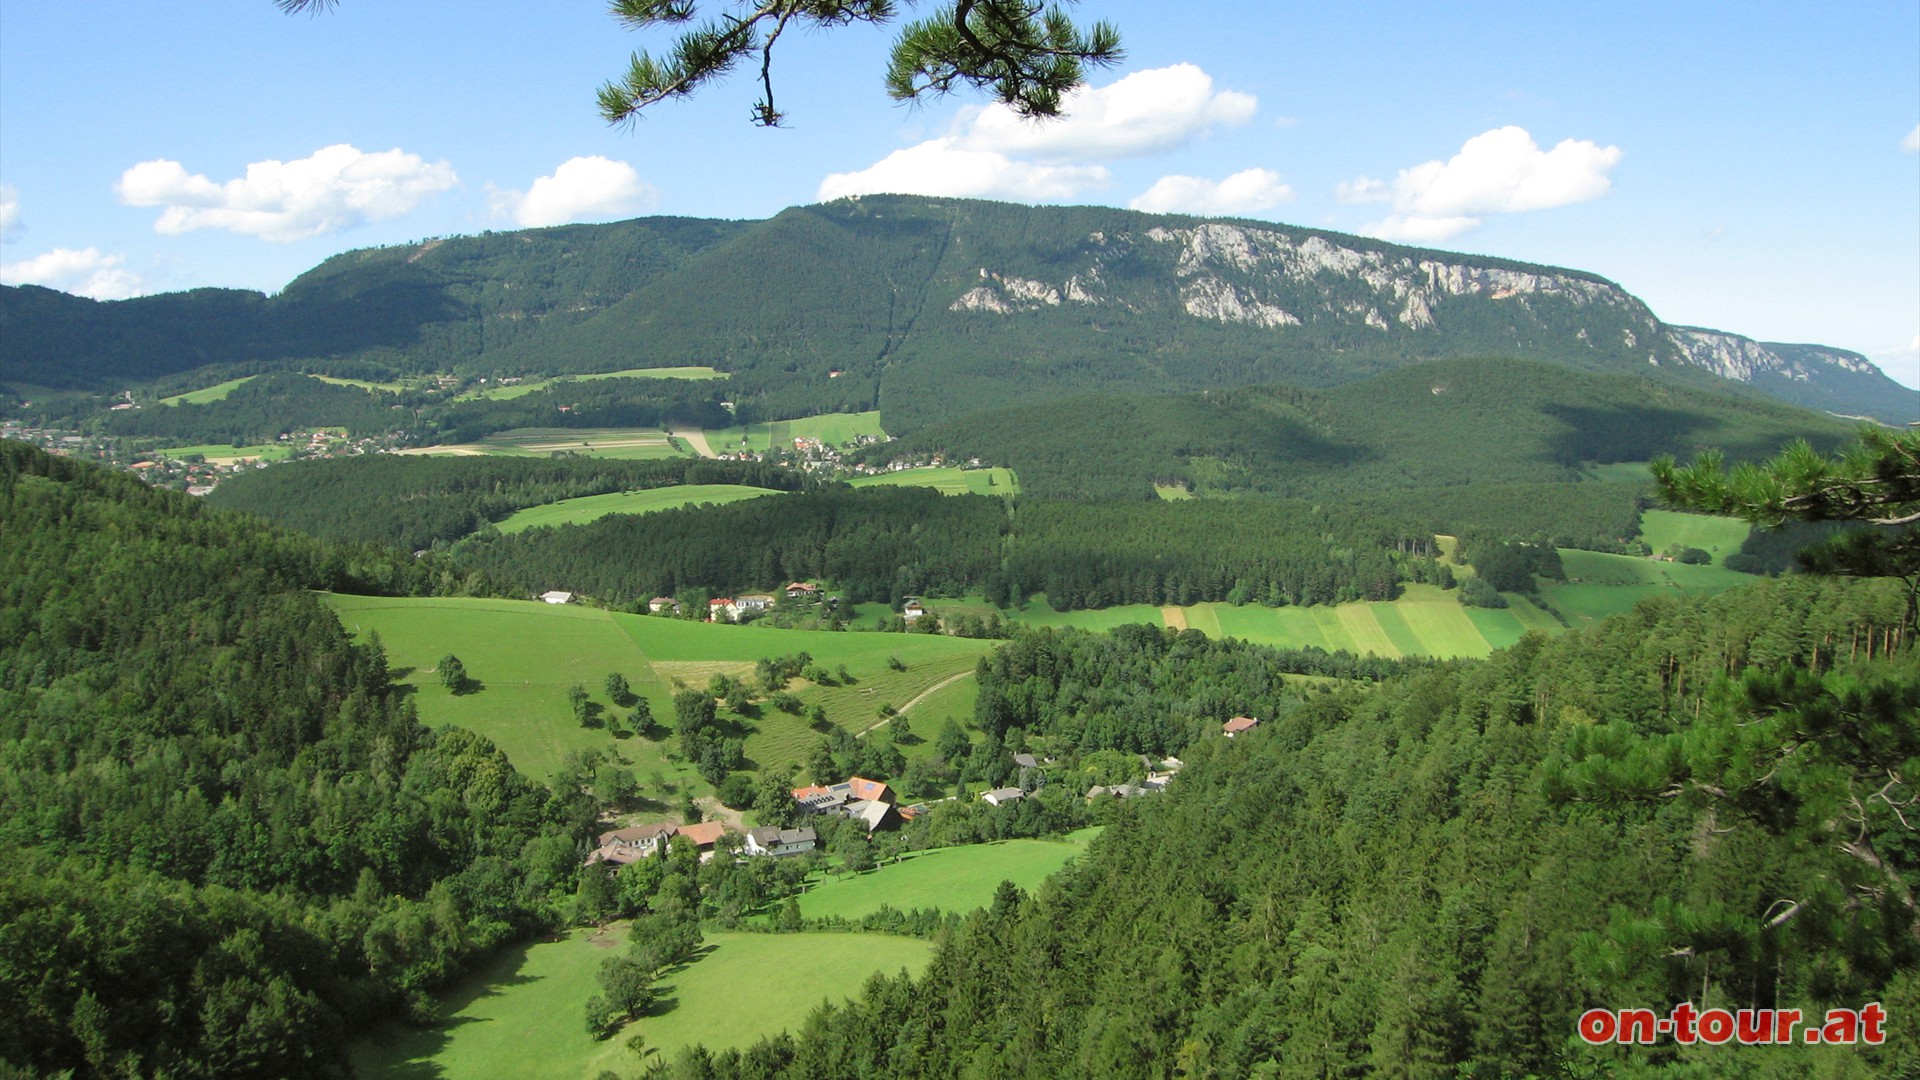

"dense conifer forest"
[451, 486, 1434, 609]
[0, 443, 592, 1076]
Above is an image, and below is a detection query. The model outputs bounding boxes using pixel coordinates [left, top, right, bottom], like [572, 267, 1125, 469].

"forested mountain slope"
[5, 197, 1912, 426]
[0, 442, 589, 1077]
[667, 576, 1919, 1078]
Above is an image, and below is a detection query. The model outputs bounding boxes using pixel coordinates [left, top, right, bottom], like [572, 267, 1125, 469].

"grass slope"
[795, 832, 1099, 922]
[1637, 509, 1752, 563]
[158, 375, 259, 405]
[352, 929, 932, 1080]
[496, 484, 782, 534]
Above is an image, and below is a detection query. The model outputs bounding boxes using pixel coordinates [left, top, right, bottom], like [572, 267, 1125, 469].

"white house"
[539, 590, 574, 605]
[981, 787, 1025, 806]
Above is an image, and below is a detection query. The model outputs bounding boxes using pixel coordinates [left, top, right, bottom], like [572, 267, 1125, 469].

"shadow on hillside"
[1541, 403, 1722, 463]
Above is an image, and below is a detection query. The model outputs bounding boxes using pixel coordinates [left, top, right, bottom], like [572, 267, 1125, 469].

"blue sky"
[4, 1, 1916, 388]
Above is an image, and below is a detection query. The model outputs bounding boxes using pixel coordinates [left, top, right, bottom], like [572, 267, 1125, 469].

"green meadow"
[704, 411, 886, 453]
[313, 375, 411, 393]
[458, 367, 727, 401]
[1542, 548, 1754, 629]
[352, 929, 932, 1080]
[496, 484, 783, 534]
[323, 595, 990, 783]
[157, 375, 259, 405]
[1637, 509, 1752, 563]
[795, 830, 1100, 922]
[402, 427, 692, 460]
[153, 441, 297, 463]
[848, 466, 1019, 496]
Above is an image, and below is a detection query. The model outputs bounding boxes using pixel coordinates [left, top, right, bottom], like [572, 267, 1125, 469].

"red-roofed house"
[1223, 716, 1260, 737]
[846, 776, 895, 804]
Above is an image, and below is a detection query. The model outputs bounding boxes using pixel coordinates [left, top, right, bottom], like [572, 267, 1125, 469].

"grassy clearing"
[1637, 509, 1751, 563]
[353, 929, 932, 1080]
[158, 375, 259, 405]
[497, 485, 782, 534]
[795, 832, 1098, 922]
[579, 367, 726, 382]
[848, 467, 1019, 496]
[704, 411, 886, 454]
[1153, 484, 1195, 500]
[458, 368, 727, 402]
[313, 375, 410, 393]
[152, 441, 297, 464]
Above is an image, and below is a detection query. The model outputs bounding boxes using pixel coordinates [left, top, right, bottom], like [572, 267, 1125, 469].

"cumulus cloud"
[489, 156, 657, 228]
[958, 63, 1256, 161]
[1, 247, 145, 300]
[818, 63, 1251, 202]
[1354, 126, 1622, 242]
[819, 140, 1109, 202]
[1129, 168, 1295, 216]
[1904, 124, 1920, 152]
[0, 185, 20, 243]
[116, 144, 457, 242]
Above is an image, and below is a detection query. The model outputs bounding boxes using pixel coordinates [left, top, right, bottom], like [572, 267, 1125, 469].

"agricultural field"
[793, 829, 1100, 922]
[324, 595, 991, 784]
[156, 375, 260, 405]
[703, 411, 886, 454]
[849, 466, 1019, 496]
[496, 484, 783, 534]
[352, 929, 932, 1080]
[397, 427, 691, 460]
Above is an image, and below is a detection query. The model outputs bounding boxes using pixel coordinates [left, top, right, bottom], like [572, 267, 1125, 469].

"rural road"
[857, 670, 972, 737]
[677, 428, 718, 458]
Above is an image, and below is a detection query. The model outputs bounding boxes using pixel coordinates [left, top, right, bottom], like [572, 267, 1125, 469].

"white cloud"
[0, 185, 20, 243]
[819, 139, 1108, 202]
[1355, 126, 1622, 242]
[116, 144, 458, 242]
[1904, 124, 1920, 152]
[1130, 169, 1295, 216]
[489, 156, 657, 228]
[818, 63, 1250, 203]
[1, 247, 145, 300]
[1335, 176, 1390, 204]
[957, 63, 1256, 161]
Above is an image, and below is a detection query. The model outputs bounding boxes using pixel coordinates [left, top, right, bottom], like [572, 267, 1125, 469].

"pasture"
[795, 830, 1100, 923]
[324, 595, 991, 783]
[352, 929, 932, 1079]
[496, 484, 782, 534]
[849, 466, 1019, 496]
